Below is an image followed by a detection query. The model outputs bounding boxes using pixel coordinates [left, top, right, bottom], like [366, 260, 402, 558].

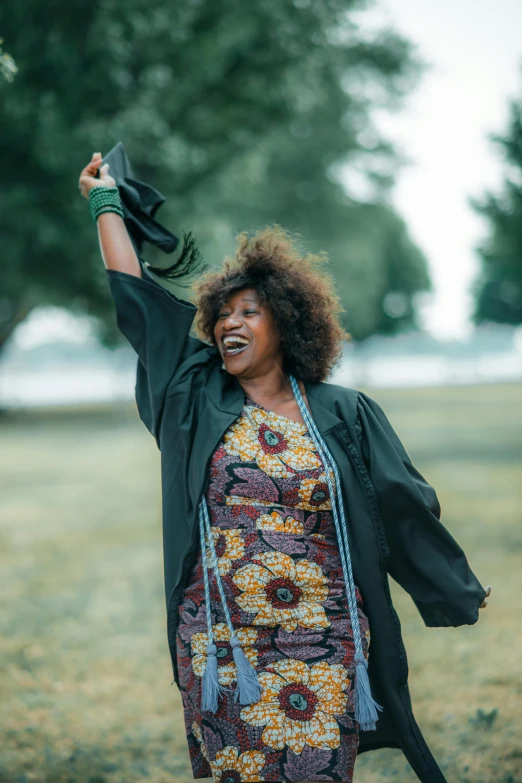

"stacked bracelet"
[89, 186, 124, 222]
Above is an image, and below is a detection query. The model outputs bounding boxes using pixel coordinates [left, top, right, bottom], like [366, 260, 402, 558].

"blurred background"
[0, 1, 521, 781]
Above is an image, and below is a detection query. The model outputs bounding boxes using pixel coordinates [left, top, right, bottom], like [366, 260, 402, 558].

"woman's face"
[213, 287, 283, 378]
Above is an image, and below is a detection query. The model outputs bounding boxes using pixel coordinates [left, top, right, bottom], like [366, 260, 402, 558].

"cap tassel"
[230, 636, 262, 705]
[354, 651, 383, 731]
[146, 230, 207, 284]
[202, 643, 225, 713]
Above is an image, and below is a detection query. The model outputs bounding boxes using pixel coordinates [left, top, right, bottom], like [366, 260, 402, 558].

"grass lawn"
[1, 383, 521, 783]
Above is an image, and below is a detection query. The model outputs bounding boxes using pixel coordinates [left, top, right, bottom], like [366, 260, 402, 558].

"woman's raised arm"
[78, 152, 141, 278]
[78, 151, 211, 447]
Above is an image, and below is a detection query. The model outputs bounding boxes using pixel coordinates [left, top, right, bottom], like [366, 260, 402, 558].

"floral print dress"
[176, 397, 371, 783]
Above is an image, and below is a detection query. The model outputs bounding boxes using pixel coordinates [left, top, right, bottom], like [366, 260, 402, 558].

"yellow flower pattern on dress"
[240, 658, 350, 755]
[297, 470, 335, 511]
[191, 623, 259, 685]
[207, 526, 245, 575]
[223, 405, 321, 479]
[191, 722, 208, 760]
[256, 511, 304, 535]
[210, 746, 266, 783]
[233, 551, 330, 632]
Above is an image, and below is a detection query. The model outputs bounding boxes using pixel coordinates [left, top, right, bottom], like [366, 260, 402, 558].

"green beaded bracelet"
[89, 185, 124, 222]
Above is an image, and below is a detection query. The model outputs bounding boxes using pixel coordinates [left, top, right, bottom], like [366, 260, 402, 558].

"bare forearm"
[79, 152, 142, 278]
[97, 212, 142, 278]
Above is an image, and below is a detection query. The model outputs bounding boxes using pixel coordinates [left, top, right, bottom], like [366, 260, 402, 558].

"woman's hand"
[78, 152, 116, 199]
[479, 585, 492, 609]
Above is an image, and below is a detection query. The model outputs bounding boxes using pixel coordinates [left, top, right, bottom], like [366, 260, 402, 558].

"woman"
[79, 153, 490, 783]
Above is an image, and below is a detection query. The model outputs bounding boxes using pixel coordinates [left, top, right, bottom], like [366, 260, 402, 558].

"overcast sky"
[367, 0, 522, 338]
[13, 0, 522, 350]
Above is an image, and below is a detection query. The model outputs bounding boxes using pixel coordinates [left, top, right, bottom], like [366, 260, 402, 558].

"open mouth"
[222, 335, 250, 356]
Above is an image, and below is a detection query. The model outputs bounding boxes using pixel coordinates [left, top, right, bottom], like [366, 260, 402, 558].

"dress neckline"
[244, 394, 309, 432]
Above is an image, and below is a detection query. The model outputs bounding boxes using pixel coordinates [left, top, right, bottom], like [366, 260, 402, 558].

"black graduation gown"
[105, 262, 487, 783]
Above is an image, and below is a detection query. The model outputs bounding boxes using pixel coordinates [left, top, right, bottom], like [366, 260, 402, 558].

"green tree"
[197, 84, 431, 340]
[0, 0, 429, 350]
[470, 73, 522, 325]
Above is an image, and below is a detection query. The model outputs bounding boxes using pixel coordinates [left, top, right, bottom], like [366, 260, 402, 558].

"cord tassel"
[198, 506, 227, 713]
[199, 499, 261, 712]
[201, 643, 225, 713]
[230, 636, 262, 705]
[354, 651, 383, 731]
[289, 375, 383, 730]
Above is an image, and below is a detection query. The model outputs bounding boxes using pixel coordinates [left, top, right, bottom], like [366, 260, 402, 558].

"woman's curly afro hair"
[193, 225, 349, 383]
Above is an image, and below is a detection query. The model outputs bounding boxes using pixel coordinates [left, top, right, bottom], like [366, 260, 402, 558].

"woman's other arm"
[78, 152, 141, 278]
[355, 390, 489, 627]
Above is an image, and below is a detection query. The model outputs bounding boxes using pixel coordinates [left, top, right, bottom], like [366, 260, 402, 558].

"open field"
[1, 383, 521, 783]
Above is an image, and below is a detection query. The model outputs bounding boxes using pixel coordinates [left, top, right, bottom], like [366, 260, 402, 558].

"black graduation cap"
[100, 141, 206, 283]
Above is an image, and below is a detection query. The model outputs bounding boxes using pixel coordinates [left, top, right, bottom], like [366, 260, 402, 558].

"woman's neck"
[236, 368, 308, 422]
[237, 366, 289, 401]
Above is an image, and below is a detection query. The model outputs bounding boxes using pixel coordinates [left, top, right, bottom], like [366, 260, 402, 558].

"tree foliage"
[470, 73, 522, 326]
[0, 0, 430, 348]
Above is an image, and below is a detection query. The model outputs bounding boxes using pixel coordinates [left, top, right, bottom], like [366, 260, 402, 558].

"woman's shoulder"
[306, 379, 364, 428]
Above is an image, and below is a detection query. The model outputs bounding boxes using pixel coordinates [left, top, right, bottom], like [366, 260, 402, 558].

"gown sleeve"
[105, 259, 207, 447]
[355, 389, 487, 627]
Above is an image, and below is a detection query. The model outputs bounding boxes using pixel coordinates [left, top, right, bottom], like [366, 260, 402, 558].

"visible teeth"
[222, 335, 249, 357]
[223, 336, 249, 345]
[225, 345, 247, 355]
